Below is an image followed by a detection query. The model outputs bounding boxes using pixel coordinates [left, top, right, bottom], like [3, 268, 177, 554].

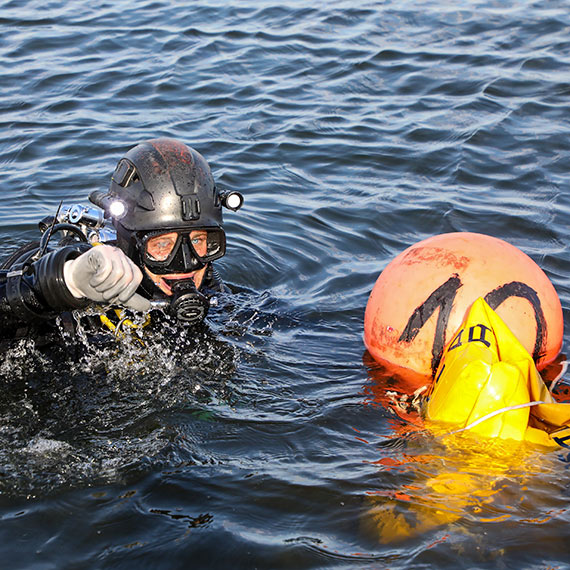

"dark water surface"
[1, 0, 570, 567]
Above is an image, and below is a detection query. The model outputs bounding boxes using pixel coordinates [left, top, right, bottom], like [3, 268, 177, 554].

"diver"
[0, 138, 244, 343]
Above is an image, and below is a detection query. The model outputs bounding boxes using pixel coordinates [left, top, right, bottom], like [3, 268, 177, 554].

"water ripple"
[1, 0, 570, 567]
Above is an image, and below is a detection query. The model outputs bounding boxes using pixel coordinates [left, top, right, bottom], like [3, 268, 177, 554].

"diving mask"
[138, 228, 226, 275]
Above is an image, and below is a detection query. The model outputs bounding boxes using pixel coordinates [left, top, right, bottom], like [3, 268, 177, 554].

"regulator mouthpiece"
[168, 280, 209, 325]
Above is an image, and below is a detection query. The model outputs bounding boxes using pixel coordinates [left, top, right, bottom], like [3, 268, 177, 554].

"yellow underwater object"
[423, 297, 570, 448]
[363, 435, 545, 544]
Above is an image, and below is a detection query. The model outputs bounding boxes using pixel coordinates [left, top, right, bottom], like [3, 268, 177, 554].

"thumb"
[86, 246, 107, 273]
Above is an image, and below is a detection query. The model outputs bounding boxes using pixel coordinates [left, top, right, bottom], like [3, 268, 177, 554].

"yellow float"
[363, 298, 570, 543]
[423, 297, 570, 447]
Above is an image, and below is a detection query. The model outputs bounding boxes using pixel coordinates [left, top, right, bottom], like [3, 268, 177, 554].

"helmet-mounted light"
[108, 199, 127, 219]
[88, 191, 127, 220]
[220, 191, 244, 212]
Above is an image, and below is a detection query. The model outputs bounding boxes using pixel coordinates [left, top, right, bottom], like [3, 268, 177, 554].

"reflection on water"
[364, 432, 559, 546]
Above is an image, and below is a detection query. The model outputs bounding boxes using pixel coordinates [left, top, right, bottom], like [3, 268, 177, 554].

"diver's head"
[103, 138, 233, 297]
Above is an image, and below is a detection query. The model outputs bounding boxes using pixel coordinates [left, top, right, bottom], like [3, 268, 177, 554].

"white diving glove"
[63, 245, 151, 312]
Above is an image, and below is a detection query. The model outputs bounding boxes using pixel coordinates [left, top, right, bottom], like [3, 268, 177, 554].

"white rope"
[444, 400, 548, 436]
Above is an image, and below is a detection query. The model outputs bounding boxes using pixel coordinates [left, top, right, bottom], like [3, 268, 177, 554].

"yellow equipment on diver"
[423, 297, 570, 447]
[100, 308, 151, 336]
[86, 243, 152, 337]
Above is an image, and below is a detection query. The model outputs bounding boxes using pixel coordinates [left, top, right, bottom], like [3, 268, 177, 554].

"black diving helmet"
[90, 138, 242, 294]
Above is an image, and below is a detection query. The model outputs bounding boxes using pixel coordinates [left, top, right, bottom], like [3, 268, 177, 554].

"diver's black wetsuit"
[0, 241, 225, 344]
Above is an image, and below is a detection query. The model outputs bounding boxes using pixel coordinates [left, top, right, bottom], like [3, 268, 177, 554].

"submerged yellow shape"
[363, 435, 539, 544]
[423, 297, 570, 447]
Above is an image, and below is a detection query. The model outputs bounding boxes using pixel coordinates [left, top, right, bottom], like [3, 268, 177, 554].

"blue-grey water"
[1, 0, 570, 568]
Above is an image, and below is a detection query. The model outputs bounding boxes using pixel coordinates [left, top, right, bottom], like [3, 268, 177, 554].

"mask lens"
[204, 230, 224, 258]
[190, 231, 209, 258]
[146, 231, 179, 262]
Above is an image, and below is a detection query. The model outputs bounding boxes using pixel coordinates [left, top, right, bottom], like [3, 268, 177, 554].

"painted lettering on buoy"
[484, 281, 546, 359]
[553, 434, 570, 449]
[397, 277, 548, 375]
[448, 323, 492, 352]
[364, 233, 563, 380]
[397, 275, 461, 374]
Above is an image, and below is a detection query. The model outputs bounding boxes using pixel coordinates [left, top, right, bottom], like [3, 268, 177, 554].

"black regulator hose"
[39, 223, 89, 251]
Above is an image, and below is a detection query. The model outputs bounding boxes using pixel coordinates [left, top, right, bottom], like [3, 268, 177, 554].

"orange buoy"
[364, 232, 563, 380]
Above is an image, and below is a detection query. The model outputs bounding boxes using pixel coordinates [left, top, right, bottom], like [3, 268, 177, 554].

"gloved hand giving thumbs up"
[63, 245, 150, 312]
